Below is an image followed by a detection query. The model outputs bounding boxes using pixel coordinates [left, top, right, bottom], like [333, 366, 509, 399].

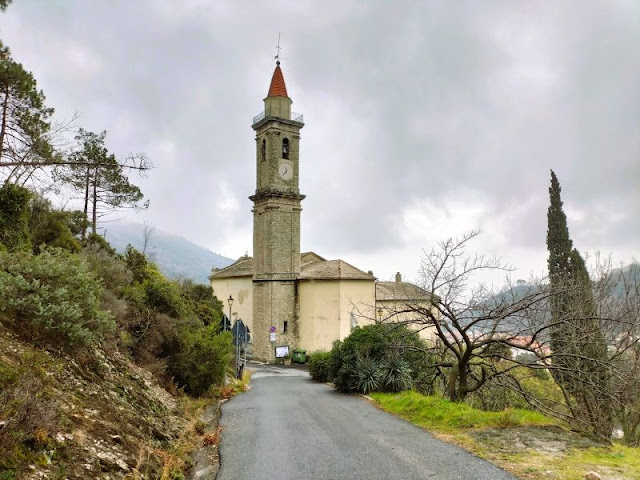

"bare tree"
[386, 232, 640, 443]
[387, 231, 552, 402]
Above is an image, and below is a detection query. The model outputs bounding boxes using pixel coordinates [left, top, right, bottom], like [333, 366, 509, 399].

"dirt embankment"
[0, 327, 191, 479]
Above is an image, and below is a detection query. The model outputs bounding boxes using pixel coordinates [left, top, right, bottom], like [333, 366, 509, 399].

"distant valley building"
[210, 61, 434, 362]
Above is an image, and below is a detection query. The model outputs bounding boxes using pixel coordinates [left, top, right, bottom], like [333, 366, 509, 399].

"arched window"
[261, 139, 266, 162]
[282, 138, 289, 159]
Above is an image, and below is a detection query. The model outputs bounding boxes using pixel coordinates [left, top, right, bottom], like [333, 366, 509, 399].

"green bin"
[292, 348, 307, 364]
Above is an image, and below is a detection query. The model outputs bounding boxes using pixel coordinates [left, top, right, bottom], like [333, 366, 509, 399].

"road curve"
[217, 364, 516, 480]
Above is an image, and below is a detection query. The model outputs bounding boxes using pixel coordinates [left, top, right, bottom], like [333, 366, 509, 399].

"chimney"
[395, 272, 402, 283]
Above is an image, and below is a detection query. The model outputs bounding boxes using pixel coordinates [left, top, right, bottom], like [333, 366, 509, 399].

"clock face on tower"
[278, 162, 293, 181]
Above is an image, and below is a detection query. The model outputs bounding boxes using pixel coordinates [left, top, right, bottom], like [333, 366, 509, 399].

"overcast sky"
[2, 1, 638, 285]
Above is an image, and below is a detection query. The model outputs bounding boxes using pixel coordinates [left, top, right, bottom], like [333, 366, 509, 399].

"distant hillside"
[102, 222, 234, 284]
[472, 263, 639, 335]
[609, 263, 640, 298]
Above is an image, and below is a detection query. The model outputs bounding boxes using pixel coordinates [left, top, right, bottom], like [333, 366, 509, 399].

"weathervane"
[274, 32, 286, 64]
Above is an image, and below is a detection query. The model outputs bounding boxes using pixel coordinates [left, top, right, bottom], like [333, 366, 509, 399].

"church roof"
[209, 255, 253, 279]
[301, 251, 326, 268]
[376, 281, 434, 302]
[267, 62, 289, 98]
[210, 252, 374, 281]
[300, 259, 375, 281]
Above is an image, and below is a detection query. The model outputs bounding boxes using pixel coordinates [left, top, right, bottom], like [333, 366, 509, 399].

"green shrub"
[356, 356, 381, 394]
[124, 244, 149, 282]
[86, 232, 116, 255]
[144, 276, 189, 319]
[28, 195, 81, 254]
[0, 248, 115, 350]
[167, 327, 232, 396]
[82, 243, 132, 293]
[308, 351, 333, 382]
[0, 183, 32, 251]
[379, 354, 412, 392]
[330, 324, 433, 394]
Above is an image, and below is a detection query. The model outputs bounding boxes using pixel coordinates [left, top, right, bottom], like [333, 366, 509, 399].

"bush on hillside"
[330, 323, 433, 394]
[28, 194, 81, 254]
[82, 242, 132, 294]
[0, 248, 115, 350]
[167, 327, 232, 396]
[308, 351, 333, 382]
[0, 182, 32, 251]
[86, 232, 116, 255]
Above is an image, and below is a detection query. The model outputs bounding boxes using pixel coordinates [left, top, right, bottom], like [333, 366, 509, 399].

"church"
[210, 61, 434, 362]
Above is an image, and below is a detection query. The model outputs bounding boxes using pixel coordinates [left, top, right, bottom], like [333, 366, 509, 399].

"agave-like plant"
[380, 354, 413, 392]
[356, 356, 382, 394]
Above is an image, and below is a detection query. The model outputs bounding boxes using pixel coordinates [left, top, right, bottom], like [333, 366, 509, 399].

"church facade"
[210, 62, 434, 362]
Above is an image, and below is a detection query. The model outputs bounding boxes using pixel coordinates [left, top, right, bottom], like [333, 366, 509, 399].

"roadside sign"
[270, 332, 276, 342]
[269, 326, 276, 333]
[275, 345, 290, 358]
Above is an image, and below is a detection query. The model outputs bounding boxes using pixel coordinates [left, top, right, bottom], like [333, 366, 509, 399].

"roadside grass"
[371, 391, 554, 432]
[370, 391, 640, 480]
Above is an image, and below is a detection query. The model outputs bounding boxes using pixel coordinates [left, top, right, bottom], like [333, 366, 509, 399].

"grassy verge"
[370, 391, 640, 480]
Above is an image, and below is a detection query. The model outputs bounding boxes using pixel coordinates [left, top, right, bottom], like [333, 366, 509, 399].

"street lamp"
[227, 295, 234, 332]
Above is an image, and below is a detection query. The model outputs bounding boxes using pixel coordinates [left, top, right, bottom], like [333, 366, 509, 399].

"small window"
[261, 139, 266, 161]
[283, 321, 288, 333]
[282, 138, 289, 159]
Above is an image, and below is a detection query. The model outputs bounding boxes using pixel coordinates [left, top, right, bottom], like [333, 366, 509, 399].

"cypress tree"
[546, 170, 612, 440]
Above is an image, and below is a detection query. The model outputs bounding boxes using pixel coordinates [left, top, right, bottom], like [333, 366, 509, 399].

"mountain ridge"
[102, 221, 235, 284]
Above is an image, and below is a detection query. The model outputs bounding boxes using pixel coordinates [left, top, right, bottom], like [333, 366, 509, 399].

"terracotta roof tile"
[267, 62, 289, 98]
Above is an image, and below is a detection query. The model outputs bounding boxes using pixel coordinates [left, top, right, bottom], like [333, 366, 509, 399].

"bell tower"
[250, 61, 305, 362]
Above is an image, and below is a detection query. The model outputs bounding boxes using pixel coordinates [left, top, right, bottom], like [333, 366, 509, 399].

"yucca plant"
[380, 355, 412, 392]
[356, 356, 381, 394]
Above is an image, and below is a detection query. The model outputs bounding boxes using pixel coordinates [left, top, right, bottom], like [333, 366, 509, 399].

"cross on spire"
[274, 32, 283, 64]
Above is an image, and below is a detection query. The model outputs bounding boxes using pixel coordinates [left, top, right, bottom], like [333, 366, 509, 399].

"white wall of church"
[298, 281, 341, 352]
[298, 280, 376, 352]
[210, 277, 253, 333]
[339, 280, 376, 340]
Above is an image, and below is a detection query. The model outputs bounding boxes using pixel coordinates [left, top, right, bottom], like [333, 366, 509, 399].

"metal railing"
[252, 108, 304, 125]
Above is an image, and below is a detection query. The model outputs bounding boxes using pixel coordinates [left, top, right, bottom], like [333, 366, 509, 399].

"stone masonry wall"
[252, 280, 299, 362]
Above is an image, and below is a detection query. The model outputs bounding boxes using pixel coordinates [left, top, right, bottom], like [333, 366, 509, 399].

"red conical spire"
[267, 61, 288, 98]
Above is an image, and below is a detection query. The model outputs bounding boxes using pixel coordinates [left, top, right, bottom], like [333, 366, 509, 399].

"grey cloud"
[2, 0, 637, 277]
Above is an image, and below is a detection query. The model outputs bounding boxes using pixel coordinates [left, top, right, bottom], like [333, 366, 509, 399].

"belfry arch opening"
[282, 138, 289, 159]
[261, 139, 266, 161]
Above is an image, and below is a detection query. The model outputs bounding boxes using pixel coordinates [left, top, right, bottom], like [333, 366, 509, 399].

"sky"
[2, 0, 638, 286]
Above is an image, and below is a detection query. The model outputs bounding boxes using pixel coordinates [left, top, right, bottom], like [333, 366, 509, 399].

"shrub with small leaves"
[167, 327, 232, 396]
[330, 323, 432, 393]
[308, 351, 333, 382]
[0, 248, 115, 350]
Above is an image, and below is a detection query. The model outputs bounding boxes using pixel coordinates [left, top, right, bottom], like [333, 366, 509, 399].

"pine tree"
[0, 40, 55, 185]
[60, 129, 148, 239]
[546, 170, 612, 440]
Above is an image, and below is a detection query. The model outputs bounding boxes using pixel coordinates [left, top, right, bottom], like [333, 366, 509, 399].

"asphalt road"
[217, 364, 517, 480]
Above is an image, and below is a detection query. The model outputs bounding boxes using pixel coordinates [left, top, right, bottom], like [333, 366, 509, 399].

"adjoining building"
[210, 61, 435, 362]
